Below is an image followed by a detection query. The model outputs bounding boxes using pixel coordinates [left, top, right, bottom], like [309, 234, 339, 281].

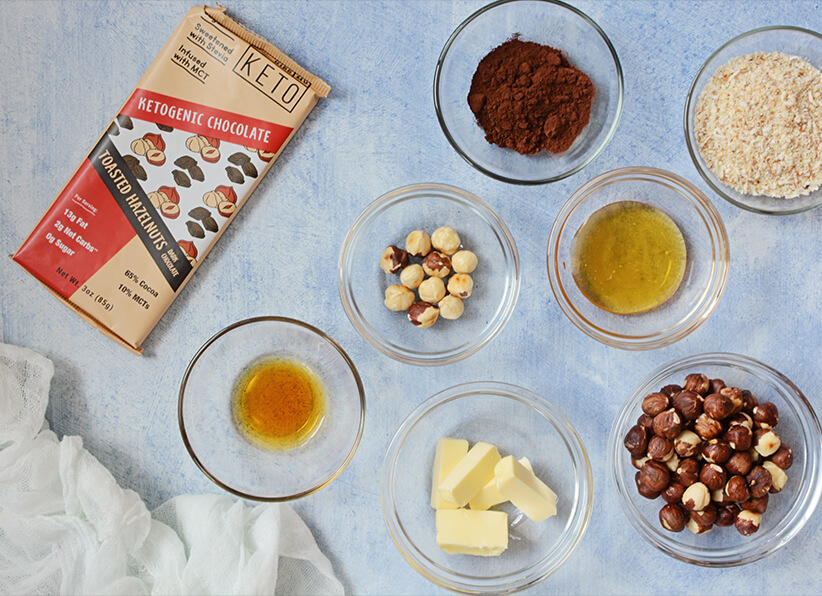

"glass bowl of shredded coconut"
[685, 27, 822, 215]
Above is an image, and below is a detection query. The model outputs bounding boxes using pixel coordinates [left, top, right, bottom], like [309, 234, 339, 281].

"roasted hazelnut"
[704, 393, 734, 420]
[418, 276, 446, 303]
[725, 451, 754, 476]
[664, 453, 681, 473]
[653, 408, 683, 440]
[659, 384, 682, 397]
[380, 245, 408, 274]
[672, 390, 703, 421]
[407, 301, 439, 328]
[735, 510, 761, 536]
[724, 475, 751, 503]
[770, 444, 793, 470]
[384, 284, 415, 311]
[642, 392, 669, 417]
[422, 251, 451, 278]
[635, 471, 661, 499]
[753, 402, 779, 429]
[754, 429, 781, 457]
[709, 378, 726, 394]
[660, 503, 689, 532]
[741, 389, 758, 413]
[438, 295, 464, 320]
[647, 435, 674, 461]
[675, 458, 701, 487]
[637, 413, 655, 431]
[694, 413, 723, 440]
[683, 373, 710, 396]
[748, 447, 762, 464]
[728, 411, 753, 430]
[447, 273, 473, 299]
[631, 455, 651, 470]
[711, 487, 730, 506]
[682, 482, 710, 511]
[661, 481, 686, 504]
[686, 518, 713, 534]
[400, 264, 425, 289]
[405, 229, 431, 257]
[639, 460, 670, 493]
[720, 386, 744, 415]
[690, 503, 717, 526]
[624, 425, 649, 457]
[746, 465, 772, 498]
[451, 250, 478, 274]
[724, 425, 753, 452]
[701, 439, 732, 465]
[762, 461, 788, 493]
[431, 226, 461, 255]
[674, 430, 702, 458]
[699, 463, 727, 491]
[715, 504, 739, 527]
[740, 493, 769, 514]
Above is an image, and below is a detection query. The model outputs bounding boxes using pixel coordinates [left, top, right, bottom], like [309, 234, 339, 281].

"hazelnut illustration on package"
[13, 5, 330, 353]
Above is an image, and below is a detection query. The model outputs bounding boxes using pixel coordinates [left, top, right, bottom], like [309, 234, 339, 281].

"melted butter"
[232, 358, 326, 450]
[571, 201, 687, 314]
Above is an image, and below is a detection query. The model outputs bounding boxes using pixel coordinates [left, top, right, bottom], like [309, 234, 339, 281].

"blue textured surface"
[1, 1, 821, 594]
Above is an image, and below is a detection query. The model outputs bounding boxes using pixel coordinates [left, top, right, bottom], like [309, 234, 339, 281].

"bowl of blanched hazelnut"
[609, 353, 822, 566]
[339, 183, 520, 365]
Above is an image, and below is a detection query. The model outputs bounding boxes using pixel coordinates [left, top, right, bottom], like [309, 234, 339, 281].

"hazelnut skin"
[683, 373, 710, 396]
[754, 429, 781, 457]
[661, 482, 686, 504]
[762, 461, 788, 493]
[720, 386, 744, 415]
[642, 392, 669, 417]
[380, 245, 408, 274]
[701, 439, 732, 465]
[653, 408, 683, 440]
[384, 284, 415, 311]
[635, 471, 661, 499]
[686, 518, 713, 534]
[675, 458, 701, 487]
[647, 435, 674, 461]
[672, 390, 703, 421]
[639, 460, 670, 492]
[741, 389, 759, 413]
[682, 482, 710, 511]
[659, 504, 688, 532]
[735, 510, 761, 536]
[712, 487, 731, 506]
[674, 430, 702, 458]
[704, 393, 734, 420]
[422, 251, 451, 278]
[407, 301, 439, 328]
[740, 493, 769, 514]
[438, 295, 464, 320]
[725, 475, 751, 503]
[770, 445, 793, 470]
[660, 384, 682, 398]
[400, 264, 425, 289]
[430, 226, 461, 255]
[753, 402, 779, 429]
[699, 463, 727, 491]
[725, 451, 754, 476]
[694, 413, 723, 440]
[405, 230, 431, 257]
[451, 250, 478, 274]
[637, 413, 655, 431]
[690, 503, 718, 526]
[418, 276, 446, 303]
[631, 455, 651, 470]
[725, 425, 753, 451]
[715, 505, 739, 527]
[746, 466, 772, 498]
[447, 273, 473, 299]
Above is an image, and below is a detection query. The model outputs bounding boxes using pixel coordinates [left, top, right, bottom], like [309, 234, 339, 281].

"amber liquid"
[571, 201, 687, 314]
[232, 358, 326, 450]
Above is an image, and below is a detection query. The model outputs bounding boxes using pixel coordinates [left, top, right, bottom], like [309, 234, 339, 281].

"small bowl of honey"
[547, 167, 730, 350]
[178, 316, 365, 501]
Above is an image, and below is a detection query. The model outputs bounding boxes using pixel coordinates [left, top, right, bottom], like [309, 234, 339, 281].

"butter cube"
[430, 438, 469, 509]
[435, 509, 508, 556]
[439, 442, 501, 507]
[495, 456, 557, 522]
[469, 457, 532, 511]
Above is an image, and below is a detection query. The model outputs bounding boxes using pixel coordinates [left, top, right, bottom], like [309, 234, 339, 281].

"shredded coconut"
[694, 52, 822, 199]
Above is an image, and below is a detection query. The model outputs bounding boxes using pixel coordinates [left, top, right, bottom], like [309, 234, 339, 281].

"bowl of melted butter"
[179, 316, 365, 500]
[547, 167, 730, 350]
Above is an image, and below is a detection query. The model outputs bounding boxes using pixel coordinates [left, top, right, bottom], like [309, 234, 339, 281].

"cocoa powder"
[468, 37, 595, 155]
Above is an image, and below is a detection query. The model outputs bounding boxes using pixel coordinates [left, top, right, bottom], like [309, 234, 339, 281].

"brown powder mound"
[468, 38, 595, 155]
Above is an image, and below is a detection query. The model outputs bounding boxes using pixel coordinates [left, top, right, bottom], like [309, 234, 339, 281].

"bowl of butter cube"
[381, 382, 593, 594]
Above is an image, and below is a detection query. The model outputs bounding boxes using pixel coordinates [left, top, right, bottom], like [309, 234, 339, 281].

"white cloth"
[0, 343, 344, 596]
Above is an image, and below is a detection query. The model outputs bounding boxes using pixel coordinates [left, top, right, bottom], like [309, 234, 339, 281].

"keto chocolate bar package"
[13, 5, 330, 353]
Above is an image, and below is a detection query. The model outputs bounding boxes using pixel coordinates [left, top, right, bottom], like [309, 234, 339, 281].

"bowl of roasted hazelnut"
[339, 183, 520, 365]
[609, 353, 822, 566]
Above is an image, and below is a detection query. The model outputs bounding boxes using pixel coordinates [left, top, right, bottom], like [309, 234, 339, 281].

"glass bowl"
[178, 316, 365, 501]
[381, 382, 593, 594]
[339, 183, 520, 366]
[609, 353, 822, 566]
[434, 0, 623, 185]
[547, 167, 730, 350]
[684, 26, 822, 215]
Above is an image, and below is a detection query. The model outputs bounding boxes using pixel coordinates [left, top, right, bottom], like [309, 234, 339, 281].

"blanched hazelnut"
[418, 277, 446, 303]
[431, 226, 461, 255]
[447, 274, 473, 299]
[753, 402, 779, 429]
[422, 251, 451, 278]
[664, 453, 680, 472]
[438, 295, 464, 320]
[725, 475, 751, 503]
[451, 250, 478, 273]
[642, 392, 669, 417]
[694, 413, 723, 440]
[639, 460, 670, 492]
[148, 191, 164, 208]
[725, 451, 753, 476]
[762, 461, 787, 493]
[405, 230, 431, 257]
[380, 245, 408, 274]
[400, 264, 425, 289]
[754, 429, 781, 457]
[659, 504, 688, 532]
[674, 430, 701, 458]
[384, 285, 414, 311]
[746, 466, 772, 498]
[407, 301, 439, 328]
[682, 482, 710, 511]
[770, 445, 793, 470]
[735, 510, 761, 536]
[683, 373, 710, 396]
[203, 190, 221, 208]
[648, 435, 674, 461]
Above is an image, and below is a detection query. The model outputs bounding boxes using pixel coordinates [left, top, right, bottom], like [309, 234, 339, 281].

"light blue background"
[2, 1, 821, 594]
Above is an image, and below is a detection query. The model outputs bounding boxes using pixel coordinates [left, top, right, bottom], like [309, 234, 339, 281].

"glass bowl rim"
[381, 381, 594, 594]
[608, 351, 822, 567]
[177, 315, 366, 502]
[433, 0, 625, 185]
[683, 25, 822, 215]
[338, 182, 521, 366]
[546, 166, 730, 350]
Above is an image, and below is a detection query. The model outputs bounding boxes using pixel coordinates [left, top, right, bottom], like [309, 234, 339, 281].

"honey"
[571, 201, 687, 314]
[232, 358, 326, 450]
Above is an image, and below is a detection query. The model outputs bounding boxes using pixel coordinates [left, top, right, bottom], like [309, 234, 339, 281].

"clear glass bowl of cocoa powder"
[434, 0, 623, 185]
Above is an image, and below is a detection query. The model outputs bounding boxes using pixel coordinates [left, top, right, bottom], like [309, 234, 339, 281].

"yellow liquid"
[571, 201, 687, 314]
[232, 358, 326, 450]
